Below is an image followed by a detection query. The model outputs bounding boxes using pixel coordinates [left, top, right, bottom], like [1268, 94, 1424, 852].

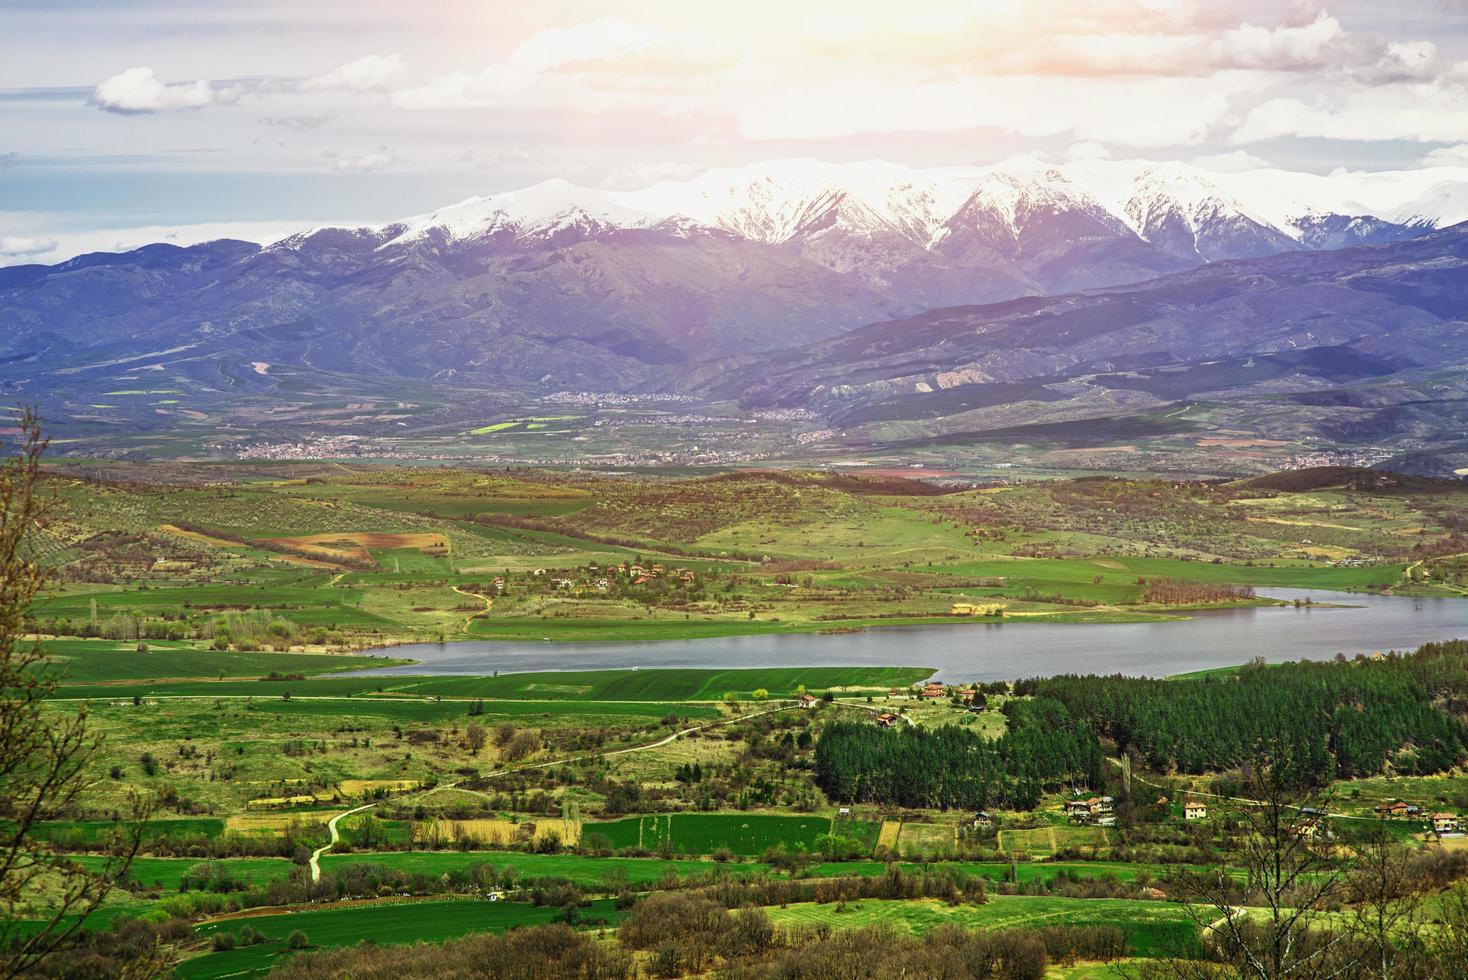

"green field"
[766, 896, 1200, 957]
[582, 813, 838, 856]
[36, 639, 402, 683]
[180, 898, 624, 979]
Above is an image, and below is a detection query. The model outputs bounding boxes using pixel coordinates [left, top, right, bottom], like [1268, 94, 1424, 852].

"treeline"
[1139, 577, 1255, 605]
[1022, 641, 1468, 778]
[814, 698, 1103, 809]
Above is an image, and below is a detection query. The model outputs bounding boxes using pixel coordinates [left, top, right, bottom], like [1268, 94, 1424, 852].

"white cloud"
[326, 146, 402, 172]
[1191, 150, 1271, 173]
[304, 53, 404, 93]
[1232, 81, 1468, 144]
[0, 235, 57, 258]
[92, 67, 224, 114]
[388, 18, 713, 111]
[734, 71, 1270, 147]
[1065, 141, 1112, 161]
[1422, 144, 1468, 167]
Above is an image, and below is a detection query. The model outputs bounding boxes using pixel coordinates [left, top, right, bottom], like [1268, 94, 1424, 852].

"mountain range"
[2, 158, 1467, 472]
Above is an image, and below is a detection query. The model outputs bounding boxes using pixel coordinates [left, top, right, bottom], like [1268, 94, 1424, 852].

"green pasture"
[34, 639, 396, 683]
[581, 813, 838, 856]
[181, 898, 623, 979]
[766, 896, 1199, 957]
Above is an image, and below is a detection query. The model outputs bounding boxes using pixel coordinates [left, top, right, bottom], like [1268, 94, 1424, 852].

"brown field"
[226, 811, 339, 835]
[160, 524, 341, 568]
[262, 532, 451, 563]
[159, 524, 240, 549]
[339, 778, 420, 798]
[1196, 437, 1292, 448]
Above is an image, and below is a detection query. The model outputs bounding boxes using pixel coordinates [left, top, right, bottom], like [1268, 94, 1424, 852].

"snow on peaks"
[292, 157, 1468, 255]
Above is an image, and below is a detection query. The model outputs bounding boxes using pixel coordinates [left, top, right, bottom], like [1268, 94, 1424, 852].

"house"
[1374, 800, 1412, 820]
[1093, 796, 1115, 815]
[1065, 799, 1094, 822]
[887, 689, 902, 698]
[837, 807, 851, 816]
[920, 683, 946, 699]
[1184, 801, 1208, 821]
[550, 578, 574, 590]
[1433, 812, 1463, 835]
[875, 712, 899, 728]
[796, 694, 818, 709]
[1298, 807, 1329, 838]
[972, 811, 993, 828]
[592, 578, 610, 591]
[531, 568, 546, 577]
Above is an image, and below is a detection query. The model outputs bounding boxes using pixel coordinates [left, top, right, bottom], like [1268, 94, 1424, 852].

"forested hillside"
[1026, 641, 1468, 778]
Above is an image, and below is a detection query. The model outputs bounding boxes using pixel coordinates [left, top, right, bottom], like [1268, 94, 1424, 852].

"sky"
[3, 0, 1468, 264]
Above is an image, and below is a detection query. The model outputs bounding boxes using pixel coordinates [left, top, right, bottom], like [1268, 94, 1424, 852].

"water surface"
[345, 589, 1467, 683]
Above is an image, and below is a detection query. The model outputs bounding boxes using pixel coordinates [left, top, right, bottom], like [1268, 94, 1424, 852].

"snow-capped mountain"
[6, 157, 1468, 408]
[286, 157, 1468, 272]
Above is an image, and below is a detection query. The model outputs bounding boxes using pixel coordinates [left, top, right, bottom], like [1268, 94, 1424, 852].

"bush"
[287, 929, 310, 950]
[211, 932, 237, 952]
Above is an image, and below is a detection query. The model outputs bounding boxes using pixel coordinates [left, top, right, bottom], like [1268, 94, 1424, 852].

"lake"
[346, 589, 1468, 683]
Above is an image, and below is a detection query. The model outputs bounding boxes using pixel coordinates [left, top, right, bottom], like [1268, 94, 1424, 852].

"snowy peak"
[1123, 165, 1299, 262]
[276, 158, 1468, 270]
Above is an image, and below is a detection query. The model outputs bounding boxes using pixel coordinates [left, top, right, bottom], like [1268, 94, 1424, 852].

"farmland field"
[765, 896, 1200, 956]
[8, 461, 1468, 978]
[580, 813, 838, 856]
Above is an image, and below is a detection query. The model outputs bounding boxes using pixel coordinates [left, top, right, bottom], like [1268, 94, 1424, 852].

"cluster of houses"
[527, 560, 697, 592]
[1065, 795, 1116, 826]
[1372, 799, 1424, 820]
[1372, 800, 1462, 836]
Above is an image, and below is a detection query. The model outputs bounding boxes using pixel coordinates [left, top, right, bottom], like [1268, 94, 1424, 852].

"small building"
[1184, 801, 1208, 821]
[796, 694, 818, 709]
[1065, 799, 1094, 822]
[920, 683, 946, 699]
[1432, 812, 1463, 835]
[1374, 800, 1412, 820]
[875, 712, 899, 728]
[972, 811, 993, 828]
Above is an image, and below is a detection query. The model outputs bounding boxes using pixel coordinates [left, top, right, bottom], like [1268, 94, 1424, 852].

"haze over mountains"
[3, 158, 1468, 473]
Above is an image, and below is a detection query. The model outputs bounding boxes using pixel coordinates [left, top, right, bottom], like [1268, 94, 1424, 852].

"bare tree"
[1148, 740, 1355, 980]
[0, 409, 150, 977]
[1342, 822, 1425, 980]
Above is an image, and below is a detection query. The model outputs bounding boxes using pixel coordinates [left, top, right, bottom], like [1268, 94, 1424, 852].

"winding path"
[309, 803, 377, 882]
[451, 585, 494, 631]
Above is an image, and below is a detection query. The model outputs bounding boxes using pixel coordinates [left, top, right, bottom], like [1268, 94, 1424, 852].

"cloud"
[325, 145, 401, 172]
[92, 67, 227, 113]
[1422, 144, 1468, 167]
[1231, 80, 1468, 144]
[260, 113, 331, 131]
[1065, 141, 1112, 161]
[304, 53, 404, 93]
[733, 71, 1270, 147]
[389, 18, 720, 110]
[0, 235, 56, 258]
[1191, 150, 1272, 173]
